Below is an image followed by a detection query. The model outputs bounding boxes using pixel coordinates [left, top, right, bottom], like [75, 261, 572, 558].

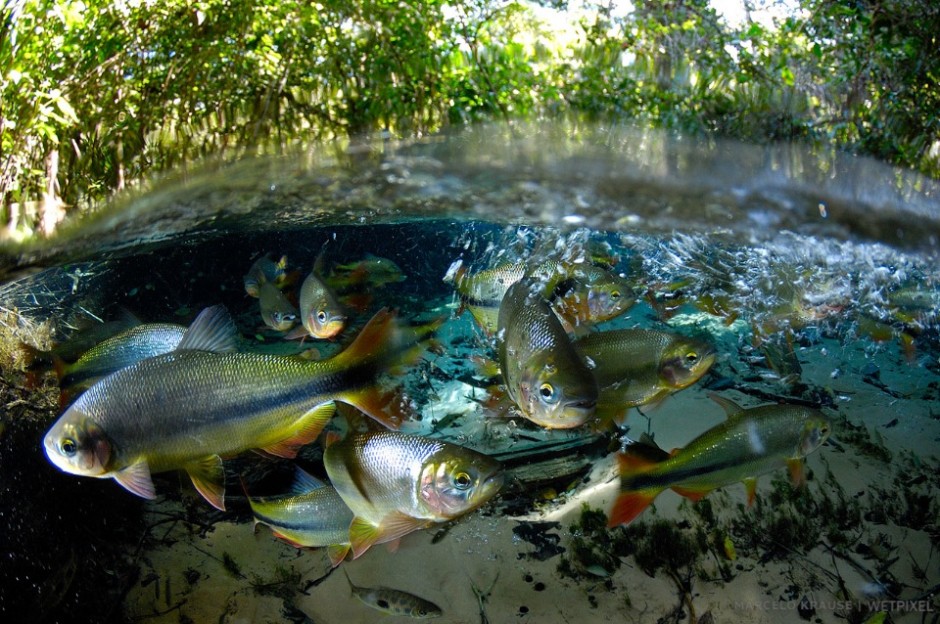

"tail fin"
[608, 452, 663, 527]
[332, 309, 436, 429]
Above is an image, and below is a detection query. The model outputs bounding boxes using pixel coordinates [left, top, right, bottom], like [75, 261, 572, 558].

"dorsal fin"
[707, 392, 745, 419]
[290, 468, 326, 494]
[177, 305, 238, 353]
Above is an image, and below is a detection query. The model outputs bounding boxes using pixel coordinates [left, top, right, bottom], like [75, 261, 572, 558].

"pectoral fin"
[348, 512, 429, 559]
[113, 460, 156, 500]
[186, 455, 226, 511]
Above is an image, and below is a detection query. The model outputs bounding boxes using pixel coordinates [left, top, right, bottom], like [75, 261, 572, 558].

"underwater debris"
[512, 521, 565, 561]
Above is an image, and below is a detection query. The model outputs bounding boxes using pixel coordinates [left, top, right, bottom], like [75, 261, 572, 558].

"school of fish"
[38, 242, 838, 616]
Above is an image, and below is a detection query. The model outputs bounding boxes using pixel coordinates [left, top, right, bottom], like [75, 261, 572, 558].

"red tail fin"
[608, 452, 662, 527]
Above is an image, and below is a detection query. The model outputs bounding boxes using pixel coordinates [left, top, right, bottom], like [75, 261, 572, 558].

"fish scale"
[327, 432, 448, 524]
[44, 308, 422, 510]
[497, 277, 597, 428]
[323, 431, 504, 559]
[58, 323, 187, 396]
[610, 395, 831, 526]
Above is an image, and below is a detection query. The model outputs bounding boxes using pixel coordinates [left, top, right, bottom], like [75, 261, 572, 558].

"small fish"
[43, 307, 429, 510]
[54, 323, 187, 406]
[572, 329, 715, 424]
[244, 254, 288, 298]
[497, 277, 598, 429]
[324, 431, 504, 559]
[247, 467, 353, 567]
[609, 393, 831, 526]
[344, 570, 442, 618]
[448, 259, 632, 334]
[294, 252, 347, 339]
[330, 254, 407, 289]
[258, 280, 299, 332]
[548, 263, 635, 333]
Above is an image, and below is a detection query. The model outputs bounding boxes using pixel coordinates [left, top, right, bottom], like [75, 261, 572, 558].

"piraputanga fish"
[247, 468, 353, 567]
[43, 307, 429, 511]
[54, 323, 187, 406]
[344, 570, 442, 618]
[447, 259, 633, 334]
[608, 393, 831, 526]
[293, 253, 347, 339]
[21, 311, 141, 378]
[323, 431, 504, 559]
[572, 329, 715, 425]
[330, 254, 406, 289]
[497, 277, 597, 429]
[258, 280, 299, 332]
[244, 253, 288, 298]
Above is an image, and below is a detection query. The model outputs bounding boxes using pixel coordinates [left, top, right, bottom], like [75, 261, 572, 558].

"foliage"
[1, 0, 937, 238]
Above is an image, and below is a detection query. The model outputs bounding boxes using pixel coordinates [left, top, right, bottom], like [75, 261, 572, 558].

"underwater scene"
[1, 125, 939, 623]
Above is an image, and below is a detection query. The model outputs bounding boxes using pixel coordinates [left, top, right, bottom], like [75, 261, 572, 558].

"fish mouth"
[565, 398, 597, 413]
[479, 472, 506, 499]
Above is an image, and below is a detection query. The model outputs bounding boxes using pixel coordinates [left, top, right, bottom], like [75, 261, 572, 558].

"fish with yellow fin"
[289, 251, 347, 340]
[246, 467, 353, 567]
[447, 258, 633, 334]
[258, 280, 299, 332]
[324, 431, 504, 559]
[497, 277, 598, 429]
[244, 254, 288, 298]
[572, 329, 715, 425]
[329, 254, 407, 289]
[43, 306, 431, 510]
[609, 393, 831, 526]
[54, 322, 187, 407]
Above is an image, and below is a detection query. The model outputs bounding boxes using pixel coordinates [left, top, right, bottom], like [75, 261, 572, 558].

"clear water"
[1, 124, 938, 623]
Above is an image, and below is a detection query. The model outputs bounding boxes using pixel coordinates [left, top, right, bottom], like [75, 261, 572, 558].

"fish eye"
[454, 471, 472, 489]
[272, 312, 282, 322]
[60, 438, 77, 456]
[686, 351, 699, 363]
[539, 383, 557, 402]
[317, 310, 327, 323]
[611, 290, 621, 300]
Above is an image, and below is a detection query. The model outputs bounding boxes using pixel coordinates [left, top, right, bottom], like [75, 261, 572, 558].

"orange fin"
[787, 458, 806, 487]
[348, 512, 428, 559]
[186, 455, 226, 511]
[349, 516, 382, 559]
[609, 452, 662, 526]
[327, 543, 350, 567]
[340, 387, 407, 430]
[261, 403, 336, 458]
[270, 530, 306, 549]
[743, 477, 758, 506]
[671, 485, 714, 502]
[113, 460, 157, 500]
[608, 490, 659, 527]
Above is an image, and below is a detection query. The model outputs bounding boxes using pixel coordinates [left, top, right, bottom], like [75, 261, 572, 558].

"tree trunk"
[39, 148, 66, 237]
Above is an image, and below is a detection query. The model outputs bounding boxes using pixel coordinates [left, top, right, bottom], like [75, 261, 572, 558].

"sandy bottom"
[123, 312, 940, 624]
